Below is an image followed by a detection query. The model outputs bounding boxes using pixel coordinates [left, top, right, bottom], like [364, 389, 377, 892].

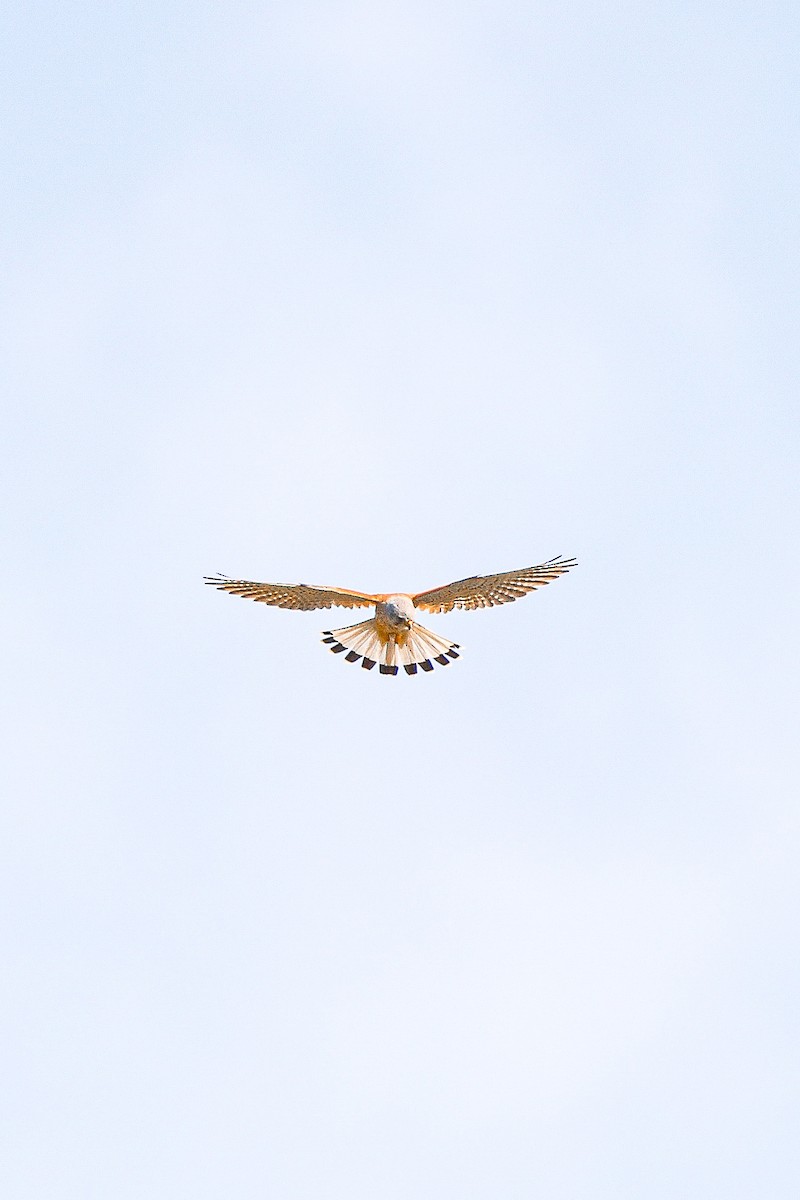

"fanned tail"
[321, 619, 384, 671]
[321, 618, 461, 676]
[401, 622, 461, 675]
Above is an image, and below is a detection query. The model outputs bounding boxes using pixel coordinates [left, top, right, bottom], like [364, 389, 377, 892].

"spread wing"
[204, 574, 377, 611]
[413, 556, 577, 613]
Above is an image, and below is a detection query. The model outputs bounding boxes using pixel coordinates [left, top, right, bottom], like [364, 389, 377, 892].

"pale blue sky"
[3, 2, 799, 1197]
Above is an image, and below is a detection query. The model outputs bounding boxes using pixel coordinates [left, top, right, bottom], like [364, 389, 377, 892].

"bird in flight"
[204, 556, 576, 676]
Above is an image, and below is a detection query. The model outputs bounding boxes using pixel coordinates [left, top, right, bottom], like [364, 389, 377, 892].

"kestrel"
[205, 556, 576, 675]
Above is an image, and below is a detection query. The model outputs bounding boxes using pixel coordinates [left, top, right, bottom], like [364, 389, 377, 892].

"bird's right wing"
[204, 575, 378, 611]
[413, 556, 577, 613]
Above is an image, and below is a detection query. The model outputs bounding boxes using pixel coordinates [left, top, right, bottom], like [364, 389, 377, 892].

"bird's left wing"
[204, 575, 378, 611]
[413, 556, 577, 613]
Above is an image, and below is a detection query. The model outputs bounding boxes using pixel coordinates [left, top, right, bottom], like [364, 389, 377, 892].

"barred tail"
[321, 618, 461, 676]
